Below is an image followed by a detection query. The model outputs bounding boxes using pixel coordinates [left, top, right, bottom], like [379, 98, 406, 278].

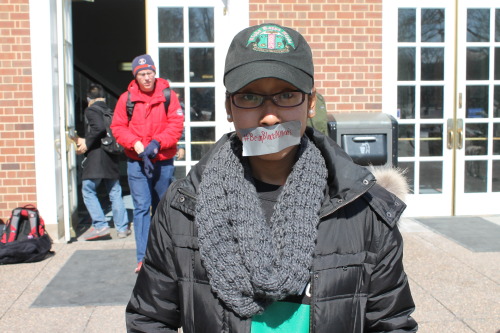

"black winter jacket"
[82, 101, 120, 180]
[126, 128, 418, 332]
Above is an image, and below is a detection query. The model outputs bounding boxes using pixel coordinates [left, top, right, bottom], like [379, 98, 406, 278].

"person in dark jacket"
[126, 23, 417, 332]
[78, 83, 129, 241]
[111, 54, 184, 272]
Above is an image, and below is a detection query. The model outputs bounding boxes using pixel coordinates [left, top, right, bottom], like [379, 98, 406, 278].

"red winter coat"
[111, 78, 184, 162]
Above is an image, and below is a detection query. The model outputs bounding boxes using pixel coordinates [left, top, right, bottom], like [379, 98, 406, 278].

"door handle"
[65, 130, 77, 152]
[446, 118, 464, 150]
[456, 119, 463, 150]
[54, 138, 61, 159]
[447, 119, 454, 149]
[456, 128, 463, 150]
[447, 127, 454, 149]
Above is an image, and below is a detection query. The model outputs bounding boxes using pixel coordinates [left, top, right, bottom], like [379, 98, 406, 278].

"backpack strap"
[163, 88, 171, 110]
[126, 88, 171, 121]
[126, 92, 135, 121]
[4, 208, 22, 243]
[27, 209, 40, 238]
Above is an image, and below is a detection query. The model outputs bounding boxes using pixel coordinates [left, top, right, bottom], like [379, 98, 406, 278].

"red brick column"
[249, 0, 383, 114]
[0, 0, 36, 221]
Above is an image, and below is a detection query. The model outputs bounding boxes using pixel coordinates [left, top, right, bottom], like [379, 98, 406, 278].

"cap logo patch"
[138, 58, 147, 65]
[246, 25, 295, 53]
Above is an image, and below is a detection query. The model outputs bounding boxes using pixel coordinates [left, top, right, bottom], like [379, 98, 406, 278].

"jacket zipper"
[177, 187, 197, 201]
[309, 271, 316, 333]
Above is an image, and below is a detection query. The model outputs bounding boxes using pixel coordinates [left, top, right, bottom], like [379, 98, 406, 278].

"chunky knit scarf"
[195, 135, 327, 318]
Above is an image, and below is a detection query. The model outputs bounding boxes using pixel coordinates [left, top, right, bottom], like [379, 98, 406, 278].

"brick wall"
[249, 0, 383, 114]
[0, 0, 36, 222]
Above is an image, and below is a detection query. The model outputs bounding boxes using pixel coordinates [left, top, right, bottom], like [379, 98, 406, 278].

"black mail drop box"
[327, 112, 398, 167]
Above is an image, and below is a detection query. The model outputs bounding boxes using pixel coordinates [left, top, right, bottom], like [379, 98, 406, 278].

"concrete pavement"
[0, 216, 499, 332]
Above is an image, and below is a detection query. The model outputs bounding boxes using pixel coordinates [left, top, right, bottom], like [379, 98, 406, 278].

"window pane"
[174, 166, 186, 179]
[467, 9, 490, 42]
[398, 8, 416, 42]
[496, 9, 500, 42]
[420, 124, 443, 157]
[159, 48, 184, 82]
[398, 47, 416, 81]
[466, 47, 489, 80]
[399, 161, 415, 194]
[420, 161, 443, 194]
[495, 48, 500, 80]
[190, 87, 215, 122]
[493, 123, 500, 155]
[465, 160, 487, 193]
[172, 87, 185, 116]
[420, 86, 443, 119]
[466, 86, 489, 118]
[189, 8, 214, 42]
[158, 8, 183, 43]
[191, 127, 215, 161]
[421, 48, 444, 80]
[493, 160, 500, 192]
[421, 9, 445, 42]
[494, 86, 500, 118]
[465, 123, 488, 156]
[398, 124, 415, 157]
[189, 48, 214, 82]
[398, 86, 415, 119]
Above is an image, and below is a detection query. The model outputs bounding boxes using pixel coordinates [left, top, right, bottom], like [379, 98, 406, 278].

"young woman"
[126, 23, 418, 333]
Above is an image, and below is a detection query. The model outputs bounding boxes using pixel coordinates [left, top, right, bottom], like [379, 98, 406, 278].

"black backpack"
[91, 103, 124, 155]
[0, 205, 54, 265]
[126, 88, 171, 121]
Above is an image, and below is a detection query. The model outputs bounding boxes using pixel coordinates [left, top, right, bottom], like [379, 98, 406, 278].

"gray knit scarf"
[195, 135, 327, 318]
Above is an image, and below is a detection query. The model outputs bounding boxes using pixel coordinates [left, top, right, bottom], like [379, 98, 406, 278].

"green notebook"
[251, 301, 310, 333]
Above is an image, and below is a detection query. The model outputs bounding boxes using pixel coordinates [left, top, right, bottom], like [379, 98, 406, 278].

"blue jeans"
[82, 179, 129, 232]
[127, 158, 175, 263]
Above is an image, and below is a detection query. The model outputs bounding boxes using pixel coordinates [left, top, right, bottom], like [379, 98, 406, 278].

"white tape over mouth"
[238, 121, 301, 156]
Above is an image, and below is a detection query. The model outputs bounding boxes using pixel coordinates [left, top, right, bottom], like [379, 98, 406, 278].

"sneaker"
[117, 229, 132, 239]
[135, 261, 143, 273]
[84, 226, 110, 241]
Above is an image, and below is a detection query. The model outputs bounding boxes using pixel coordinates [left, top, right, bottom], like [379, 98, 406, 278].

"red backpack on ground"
[0, 205, 54, 264]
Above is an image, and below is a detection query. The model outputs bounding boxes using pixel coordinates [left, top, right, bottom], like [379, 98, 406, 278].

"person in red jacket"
[111, 54, 184, 273]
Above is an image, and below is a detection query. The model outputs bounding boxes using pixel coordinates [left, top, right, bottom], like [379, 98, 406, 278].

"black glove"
[139, 153, 154, 179]
[144, 139, 160, 159]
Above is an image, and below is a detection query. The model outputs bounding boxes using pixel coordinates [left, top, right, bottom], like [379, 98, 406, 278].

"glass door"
[455, 2, 500, 215]
[383, 0, 456, 216]
[384, 0, 500, 216]
[61, 0, 78, 240]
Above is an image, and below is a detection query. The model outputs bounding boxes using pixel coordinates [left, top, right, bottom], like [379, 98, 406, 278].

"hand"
[134, 141, 145, 155]
[76, 140, 87, 155]
[144, 140, 160, 159]
[176, 148, 185, 160]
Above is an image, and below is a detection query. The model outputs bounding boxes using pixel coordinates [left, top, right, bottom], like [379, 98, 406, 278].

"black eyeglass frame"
[227, 90, 308, 109]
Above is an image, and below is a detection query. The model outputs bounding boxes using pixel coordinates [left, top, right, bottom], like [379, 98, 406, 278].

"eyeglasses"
[230, 91, 306, 109]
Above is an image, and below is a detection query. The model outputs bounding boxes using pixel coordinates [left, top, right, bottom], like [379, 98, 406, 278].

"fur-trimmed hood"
[369, 165, 409, 202]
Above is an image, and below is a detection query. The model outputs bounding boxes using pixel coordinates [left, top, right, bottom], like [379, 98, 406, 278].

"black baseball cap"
[224, 23, 314, 94]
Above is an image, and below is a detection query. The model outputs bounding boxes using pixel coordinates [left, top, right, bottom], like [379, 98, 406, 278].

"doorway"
[383, 0, 500, 216]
